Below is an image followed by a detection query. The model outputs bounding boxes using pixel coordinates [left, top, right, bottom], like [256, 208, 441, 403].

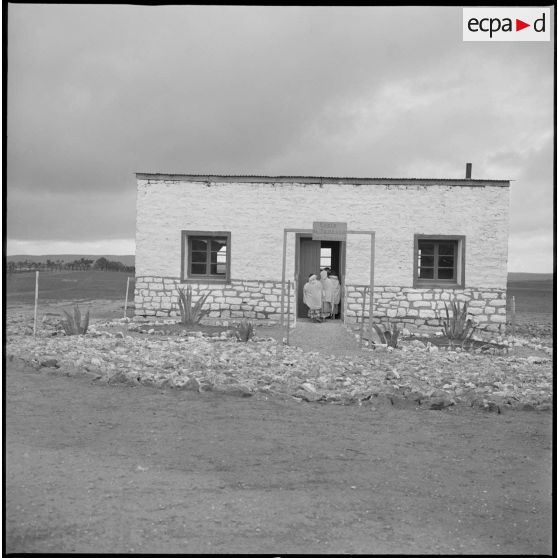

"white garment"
[320, 270, 334, 304]
[329, 276, 341, 305]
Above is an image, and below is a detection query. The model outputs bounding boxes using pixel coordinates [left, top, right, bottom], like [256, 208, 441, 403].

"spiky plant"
[442, 299, 475, 345]
[233, 319, 255, 342]
[60, 305, 90, 335]
[372, 321, 400, 348]
[177, 285, 209, 325]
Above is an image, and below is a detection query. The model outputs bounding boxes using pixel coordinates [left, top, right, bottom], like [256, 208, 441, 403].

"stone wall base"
[344, 285, 507, 333]
[135, 277, 506, 332]
[134, 277, 295, 323]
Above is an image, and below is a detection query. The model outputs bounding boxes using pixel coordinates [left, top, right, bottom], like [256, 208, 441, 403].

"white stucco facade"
[135, 174, 510, 331]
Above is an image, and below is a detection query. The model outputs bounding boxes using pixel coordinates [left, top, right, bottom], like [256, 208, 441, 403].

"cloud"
[7, 189, 135, 241]
[6, 5, 555, 271]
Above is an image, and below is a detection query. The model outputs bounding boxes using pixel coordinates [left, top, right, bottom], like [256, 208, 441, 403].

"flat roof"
[136, 173, 510, 187]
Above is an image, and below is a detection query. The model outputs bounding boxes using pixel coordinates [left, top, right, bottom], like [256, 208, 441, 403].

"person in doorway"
[303, 273, 323, 323]
[329, 272, 341, 319]
[320, 268, 334, 320]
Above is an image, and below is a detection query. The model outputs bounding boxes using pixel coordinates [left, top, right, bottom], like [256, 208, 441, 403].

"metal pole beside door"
[368, 233, 375, 346]
[280, 229, 287, 329]
[286, 280, 291, 346]
[359, 288, 366, 348]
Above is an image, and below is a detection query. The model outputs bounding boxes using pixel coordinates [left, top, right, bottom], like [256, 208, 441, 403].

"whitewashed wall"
[136, 179, 509, 288]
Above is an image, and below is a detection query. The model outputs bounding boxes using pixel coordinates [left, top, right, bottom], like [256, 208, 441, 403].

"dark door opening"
[297, 237, 344, 318]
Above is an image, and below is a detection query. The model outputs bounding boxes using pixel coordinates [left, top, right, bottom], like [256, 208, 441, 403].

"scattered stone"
[107, 371, 137, 385]
[361, 394, 393, 408]
[301, 382, 317, 393]
[486, 401, 501, 414]
[429, 397, 454, 410]
[390, 395, 420, 409]
[292, 390, 318, 402]
[4, 308, 553, 412]
[183, 378, 201, 392]
[220, 384, 253, 397]
[407, 391, 425, 403]
[40, 358, 59, 368]
[385, 369, 400, 381]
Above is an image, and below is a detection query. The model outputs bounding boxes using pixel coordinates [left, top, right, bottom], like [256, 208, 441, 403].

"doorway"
[296, 236, 344, 318]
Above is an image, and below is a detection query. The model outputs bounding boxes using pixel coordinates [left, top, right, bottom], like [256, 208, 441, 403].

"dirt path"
[275, 318, 364, 357]
[5, 361, 552, 555]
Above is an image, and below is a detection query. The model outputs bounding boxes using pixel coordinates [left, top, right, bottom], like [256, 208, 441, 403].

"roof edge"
[135, 173, 510, 187]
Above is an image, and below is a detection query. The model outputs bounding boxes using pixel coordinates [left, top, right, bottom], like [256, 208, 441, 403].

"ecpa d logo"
[463, 8, 550, 42]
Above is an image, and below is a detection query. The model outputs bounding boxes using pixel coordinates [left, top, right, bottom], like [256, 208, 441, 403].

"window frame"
[181, 230, 231, 283]
[413, 234, 465, 288]
[320, 246, 332, 269]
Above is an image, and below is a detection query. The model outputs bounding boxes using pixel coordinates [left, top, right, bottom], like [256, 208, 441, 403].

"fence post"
[124, 276, 130, 319]
[512, 296, 515, 338]
[33, 271, 39, 336]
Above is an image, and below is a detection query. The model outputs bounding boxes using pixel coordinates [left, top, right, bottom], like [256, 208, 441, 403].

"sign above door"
[312, 221, 348, 241]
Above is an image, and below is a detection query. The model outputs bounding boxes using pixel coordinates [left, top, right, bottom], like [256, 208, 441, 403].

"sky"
[6, 4, 555, 272]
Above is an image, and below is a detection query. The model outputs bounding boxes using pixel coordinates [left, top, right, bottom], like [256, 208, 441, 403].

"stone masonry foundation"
[134, 277, 296, 325]
[136, 276, 506, 332]
[345, 285, 506, 332]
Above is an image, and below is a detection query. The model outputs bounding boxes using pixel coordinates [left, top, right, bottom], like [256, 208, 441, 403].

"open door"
[297, 238, 321, 318]
[297, 237, 344, 318]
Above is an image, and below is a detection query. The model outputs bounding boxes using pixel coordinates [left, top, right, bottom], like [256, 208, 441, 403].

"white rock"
[301, 382, 317, 393]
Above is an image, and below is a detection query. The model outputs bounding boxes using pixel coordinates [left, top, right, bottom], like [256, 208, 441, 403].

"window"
[181, 231, 230, 282]
[414, 235, 465, 287]
[320, 247, 332, 269]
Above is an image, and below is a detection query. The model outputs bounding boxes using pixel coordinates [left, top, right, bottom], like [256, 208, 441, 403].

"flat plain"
[5, 270, 554, 554]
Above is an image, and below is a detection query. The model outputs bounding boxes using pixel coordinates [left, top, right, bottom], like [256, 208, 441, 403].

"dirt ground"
[5, 357, 553, 555]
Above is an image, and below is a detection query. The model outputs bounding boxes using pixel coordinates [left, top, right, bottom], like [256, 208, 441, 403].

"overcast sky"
[7, 4, 555, 272]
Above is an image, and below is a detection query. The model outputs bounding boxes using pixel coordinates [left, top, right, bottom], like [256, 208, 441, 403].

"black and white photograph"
[5, 3, 554, 554]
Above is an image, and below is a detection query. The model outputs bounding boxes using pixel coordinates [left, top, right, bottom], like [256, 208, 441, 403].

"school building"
[134, 166, 510, 331]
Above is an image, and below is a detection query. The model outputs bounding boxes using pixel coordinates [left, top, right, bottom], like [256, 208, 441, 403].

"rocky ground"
[5, 302, 553, 554]
[5, 306, 553, 412]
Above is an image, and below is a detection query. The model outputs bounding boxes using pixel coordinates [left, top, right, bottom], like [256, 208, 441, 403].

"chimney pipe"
[465, 163, 472, 179]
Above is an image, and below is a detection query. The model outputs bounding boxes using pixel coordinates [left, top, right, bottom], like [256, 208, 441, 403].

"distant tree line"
[91, 257, 135, 273]
[6, 257, 134, 274]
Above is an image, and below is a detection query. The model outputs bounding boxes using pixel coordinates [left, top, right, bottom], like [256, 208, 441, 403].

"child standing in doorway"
[329, 272, 341, 319]
[320, 268, 334, 319]
[303, 273, 323, 322]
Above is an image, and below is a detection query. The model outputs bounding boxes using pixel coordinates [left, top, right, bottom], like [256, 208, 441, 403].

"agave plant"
[60, 305, 90, 335]
[177, 285, 210, 325]
[442, 299, 475, 344]
[372, 321, 400, 348]
[233, 319, 255, 342]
